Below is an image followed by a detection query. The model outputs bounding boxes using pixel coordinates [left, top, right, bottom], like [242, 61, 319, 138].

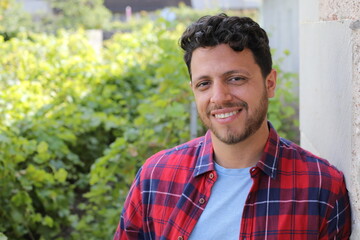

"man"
[114, 14, 351, 240]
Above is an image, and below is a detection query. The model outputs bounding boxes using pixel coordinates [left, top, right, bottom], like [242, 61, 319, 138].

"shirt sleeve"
[113, 168, 144, 240]
[320, 173, 352, 240]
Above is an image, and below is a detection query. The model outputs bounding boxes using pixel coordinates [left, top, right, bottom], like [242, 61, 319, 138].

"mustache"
[206, 101, 248, 115]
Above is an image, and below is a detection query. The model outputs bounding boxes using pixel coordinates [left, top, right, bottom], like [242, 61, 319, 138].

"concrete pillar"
[299, 0, 360, 238]
[352, 25, 360, 238]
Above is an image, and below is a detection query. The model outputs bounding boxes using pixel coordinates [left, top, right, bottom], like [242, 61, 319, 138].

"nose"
[210, 81, 232, 105]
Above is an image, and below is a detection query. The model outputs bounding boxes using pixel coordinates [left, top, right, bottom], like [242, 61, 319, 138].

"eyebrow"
[222, 70, 251, 77]
[193, 69, 251, 82]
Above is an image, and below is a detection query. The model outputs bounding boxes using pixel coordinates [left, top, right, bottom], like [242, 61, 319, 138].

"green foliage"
[167, 3, 258, 24]
[0, 232, 8, 240]
[110, 3, 258, 32]
[0, 19, 191, 239]
[0, 0, 112, 39]
[0, 30, 107, 239]
[268, 49, 299, 142]
[0, 0, 32, 40]
[0, 7, 298, 240]
[48, 0, 112, 30]
[75, 21, 192, 239]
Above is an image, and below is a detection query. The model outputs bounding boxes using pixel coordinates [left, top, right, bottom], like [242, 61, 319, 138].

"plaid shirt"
[114, 122, 351, 240]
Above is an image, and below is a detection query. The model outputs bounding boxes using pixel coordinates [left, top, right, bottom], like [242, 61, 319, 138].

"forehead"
[190, 44, 259, 79]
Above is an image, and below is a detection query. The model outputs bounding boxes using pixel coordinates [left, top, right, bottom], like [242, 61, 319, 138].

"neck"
[211, 120, 269, 169]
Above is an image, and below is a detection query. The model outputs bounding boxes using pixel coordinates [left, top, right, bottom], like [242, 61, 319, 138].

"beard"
[199, 89, 269, 145]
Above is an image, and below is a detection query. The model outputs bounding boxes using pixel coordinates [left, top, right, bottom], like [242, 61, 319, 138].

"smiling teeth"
[215, 111, 238, 119]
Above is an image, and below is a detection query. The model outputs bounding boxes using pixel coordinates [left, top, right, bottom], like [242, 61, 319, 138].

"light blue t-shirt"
[189, 162, 253, 240]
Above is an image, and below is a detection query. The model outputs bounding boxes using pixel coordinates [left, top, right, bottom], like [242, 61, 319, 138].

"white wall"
[260, 0, 299, 75]
[300, 0, 360, 238]
[300, 20, 353, 177]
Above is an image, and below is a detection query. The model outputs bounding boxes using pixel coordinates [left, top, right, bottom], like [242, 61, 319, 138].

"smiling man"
[114, 14, 351, 240]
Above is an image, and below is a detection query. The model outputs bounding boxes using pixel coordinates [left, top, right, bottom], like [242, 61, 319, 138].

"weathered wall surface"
[300, 20, 353, 176]
[319, 0, 360, 20]
[300, 0, 360, 238]
[351, 26, 360, 240]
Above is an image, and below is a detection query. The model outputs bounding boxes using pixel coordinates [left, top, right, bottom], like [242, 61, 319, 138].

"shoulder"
[278, 137, 345, 184]
[276, 138, 349, 214]
[139, 136, 206, 177]
[277, 139, 351, 236]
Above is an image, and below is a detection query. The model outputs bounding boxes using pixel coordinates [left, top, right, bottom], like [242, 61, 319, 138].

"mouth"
[214, 110, 241, 119]
[208, 103, 247, 122]
[210, 107, 243, 120]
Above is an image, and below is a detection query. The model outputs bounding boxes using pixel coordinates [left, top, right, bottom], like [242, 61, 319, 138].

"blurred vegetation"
[269, 49, 299, 141]
[0, 0, 112, 36]
[0, 22, 190, 240]
[0, 2, 298, 239]
[46, 0, 112, 30]
[0, 0, 32, 40]
[110, 3, 258, 32]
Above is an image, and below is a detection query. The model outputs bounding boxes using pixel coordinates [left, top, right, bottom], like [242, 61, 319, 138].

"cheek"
[195, 98, 207, 112]
[193, 93, 207, 106]
[232, 88, 251, 101]
[233, 88, 263, 107]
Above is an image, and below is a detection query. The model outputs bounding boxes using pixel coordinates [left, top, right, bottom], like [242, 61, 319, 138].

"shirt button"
[250, 167, 257, 177]
[199, 198, 206, 204]
[178, 236, 184, 240]
[209, 173, 214, 179]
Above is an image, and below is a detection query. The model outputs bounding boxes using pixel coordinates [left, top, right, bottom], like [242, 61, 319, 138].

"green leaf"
[0, 134, 10, 143]
[43, 216, 54, 227]
[10, 191, 32, 207]
[0, 232, 8, 240]
[31, 213, 42, 223]
[37, 141, 48, 154]
[10, 208, 24, 223]
[54, 168, 68, 183]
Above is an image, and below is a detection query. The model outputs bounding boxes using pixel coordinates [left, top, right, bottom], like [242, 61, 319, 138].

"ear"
[189, 80, 194, 91]
[265, 69, 277, 98]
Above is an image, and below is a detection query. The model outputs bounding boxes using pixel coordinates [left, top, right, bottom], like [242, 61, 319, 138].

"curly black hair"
[180, 13, 272, 78]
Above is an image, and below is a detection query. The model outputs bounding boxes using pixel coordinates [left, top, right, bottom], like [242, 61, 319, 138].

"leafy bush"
[48, 0, 112, 30]
[268, 50, 299, 142]
[0, 19, 191, 239]
[0, 0, 112, 40]
[0, 0, 32, 40]
[109, 3, 258, 32]
[0, 10, 297, 240]
[0, 30, 108, 239]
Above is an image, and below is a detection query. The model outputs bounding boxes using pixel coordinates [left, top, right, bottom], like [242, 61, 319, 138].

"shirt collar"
[256, 121, 280, 179]
[193, 121, 281, 178]
[193, 130, 215, 177]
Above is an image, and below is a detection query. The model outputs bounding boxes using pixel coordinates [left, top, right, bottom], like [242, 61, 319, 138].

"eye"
[228, 76, 247, 84]
[195, 81, 211, 89]
[229, 76, 246, 82]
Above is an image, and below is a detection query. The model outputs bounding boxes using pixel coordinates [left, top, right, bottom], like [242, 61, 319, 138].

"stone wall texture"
[320, 0, 360, 238]
[319, 0, 360, 20]
[351, 26, 360, 239]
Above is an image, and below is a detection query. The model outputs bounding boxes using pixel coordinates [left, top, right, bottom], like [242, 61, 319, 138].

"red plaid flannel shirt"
[114, 122, 351, 240]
